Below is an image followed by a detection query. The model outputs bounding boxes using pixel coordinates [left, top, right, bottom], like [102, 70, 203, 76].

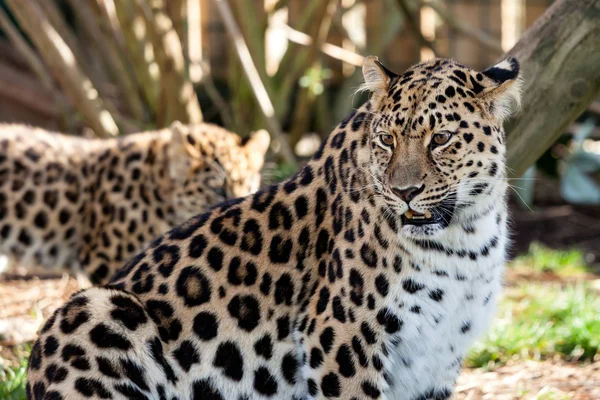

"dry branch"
[6, 0, 119, 137]
[422, 0, 503, 53]
[136, 0, 203, 125]
[214, 0, 297, 167]
[504, 0, 600, 177]
[0, 6, 72, 128]
[394, 0, 436, 54]
[69, 0, 146, 123]
[113, 0, 161, 115]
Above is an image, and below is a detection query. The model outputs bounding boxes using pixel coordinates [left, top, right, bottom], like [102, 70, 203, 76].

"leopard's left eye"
[431, 132, 453, 147]
[380, 134, 395, 147]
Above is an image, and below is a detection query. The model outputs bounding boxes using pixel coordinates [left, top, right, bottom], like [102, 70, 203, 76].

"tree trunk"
[505, 0, 600, 177]
[6, 0, 120, 137]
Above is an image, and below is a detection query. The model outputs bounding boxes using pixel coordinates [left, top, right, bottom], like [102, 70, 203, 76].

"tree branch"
[213, 0, 297, 167]
[6, 0, 119, 137]
[394, 0, 436, 54]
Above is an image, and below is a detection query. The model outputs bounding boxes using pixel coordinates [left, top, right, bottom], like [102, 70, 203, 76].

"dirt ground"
[1, 201, 600, 398]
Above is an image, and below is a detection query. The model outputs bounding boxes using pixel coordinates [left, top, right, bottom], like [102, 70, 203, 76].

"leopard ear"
[360, 56, 398, 94]
[243, 129, 270, 170]
[170, 121, 201, 159]
[480, 57, 522, 121]
[168, 121, 200, 179]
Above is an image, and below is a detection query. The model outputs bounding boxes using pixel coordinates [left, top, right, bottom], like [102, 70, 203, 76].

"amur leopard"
[27, 55, 521, 399]
[0, 122, 269, 284]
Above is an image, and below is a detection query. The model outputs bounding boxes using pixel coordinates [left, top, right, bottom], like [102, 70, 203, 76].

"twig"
[0, 6, 73, 130]
[279, 23, 364, 66]
[422, 0, 503, 53]
[199, 62, 234, 129]
[394, 0, 436, 53]
[6, 0, 119, 137]
[213, 0, 297, 167]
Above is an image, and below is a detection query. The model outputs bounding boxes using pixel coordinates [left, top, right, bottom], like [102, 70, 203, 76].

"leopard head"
[168, 122, 270, 223]
[361, 56, 521, 238]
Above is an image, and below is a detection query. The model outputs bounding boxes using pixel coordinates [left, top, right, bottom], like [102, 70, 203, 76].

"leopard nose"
[392, 184, 425, 203]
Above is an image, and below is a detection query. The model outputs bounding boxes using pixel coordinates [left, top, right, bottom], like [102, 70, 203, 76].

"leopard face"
[362, 57, 521, 239]
[168, 123, 270, 224]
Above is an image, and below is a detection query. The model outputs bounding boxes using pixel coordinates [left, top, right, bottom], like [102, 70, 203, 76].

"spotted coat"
[26, 56, 522, 399]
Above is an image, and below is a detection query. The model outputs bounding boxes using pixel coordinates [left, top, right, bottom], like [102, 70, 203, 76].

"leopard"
[26, 55, 522, 400]
[0, 121, 269, 284]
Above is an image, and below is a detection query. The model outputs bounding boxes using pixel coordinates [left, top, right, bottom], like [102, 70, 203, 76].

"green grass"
[467, 244, 600, 369]
[0, 358, 28, 400]
[510, 242, 590, 277]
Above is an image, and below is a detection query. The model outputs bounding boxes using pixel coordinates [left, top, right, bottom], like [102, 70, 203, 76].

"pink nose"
[392, 185, 424, 203]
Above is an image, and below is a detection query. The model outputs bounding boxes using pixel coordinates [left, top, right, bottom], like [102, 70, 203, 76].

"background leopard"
[26, 55, 521, 399]
[0, 122, 269, 284]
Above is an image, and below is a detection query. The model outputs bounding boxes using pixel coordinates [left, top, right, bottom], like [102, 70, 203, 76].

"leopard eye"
[379, 134, 395, 147]
[431, 132, 452, 147]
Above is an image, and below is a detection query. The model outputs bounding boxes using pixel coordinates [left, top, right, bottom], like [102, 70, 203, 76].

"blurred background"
[0, 0, 599, 399]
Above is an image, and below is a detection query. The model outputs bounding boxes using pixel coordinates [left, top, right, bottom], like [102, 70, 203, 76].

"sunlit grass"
[467, 245, 600, 369]
[0, 346, 29, 400]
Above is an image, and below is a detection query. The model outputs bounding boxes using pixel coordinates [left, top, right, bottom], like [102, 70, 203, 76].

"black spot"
[477, 142, 485, 152]
[463, 133, 474, 143]
[228, 257, 258, 286]
[254, 335, 273, 360]
[45, 363, 68, 383]
[74, 378, 112, 398]
[207, 247, 224, 271]
[268, 235, 292, 264]
[429, 289, 444, 302]
[43, 336, 59, 356]
[332, 296, 346, 323]
[61, 344, 90, 370]
[308, 379, 319, 397]
[361, 322, 377, 344]
[294, 196, 308, 219]
[59, 296, 90, 334]
[96, 356, 120, 378]
[320, 327, 335, 353]
[192, 379, 224, 400]
[360, 243, 377, 268]
[34, 211, 48, 229]
[375, 275, 389, 296]
[269, 201, 293, 230]
[188, 234, 208, 258]
[444, 86, 456, 98]
[336, 345, 356, 377]
[176, 266, 211, 307]
[362, 381, 381, 398]
[254, 367, 278, 396]
[260, 273, 272, 295]
[240, 219, 263, 255]
[316, 286, 330, 314]
[89, 323, 132, 350]
[277, 316, 290, 340]
[282, 352, 299, 384]
[110, 294, 148, 331]
[402, 278, 425, 294]
[193, 311, 218, 340]
[321, 372, 341, 397]
[228, 295, 261, 332]
[299, 165, 314, 185]
[214, 341, 244, 381]
[310, 347, 324, 368]
[377, 308, 403, 333]
[153, 244, 180, 277]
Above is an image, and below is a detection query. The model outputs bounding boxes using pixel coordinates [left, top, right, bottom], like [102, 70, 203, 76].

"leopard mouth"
[401, 210, 441, 226]
[401, 193, 457, 227]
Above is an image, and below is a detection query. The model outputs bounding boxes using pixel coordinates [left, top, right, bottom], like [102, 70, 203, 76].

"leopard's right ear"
[360, 56, 398, 94]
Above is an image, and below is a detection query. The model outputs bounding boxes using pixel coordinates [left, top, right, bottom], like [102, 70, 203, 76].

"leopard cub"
[0, 122, 269, 283]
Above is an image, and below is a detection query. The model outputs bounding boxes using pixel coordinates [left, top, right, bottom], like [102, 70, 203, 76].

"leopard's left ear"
[479, 57, 522, 121]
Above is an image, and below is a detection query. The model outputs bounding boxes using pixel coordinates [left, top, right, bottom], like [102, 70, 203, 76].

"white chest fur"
[382, 208, 506, 399]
